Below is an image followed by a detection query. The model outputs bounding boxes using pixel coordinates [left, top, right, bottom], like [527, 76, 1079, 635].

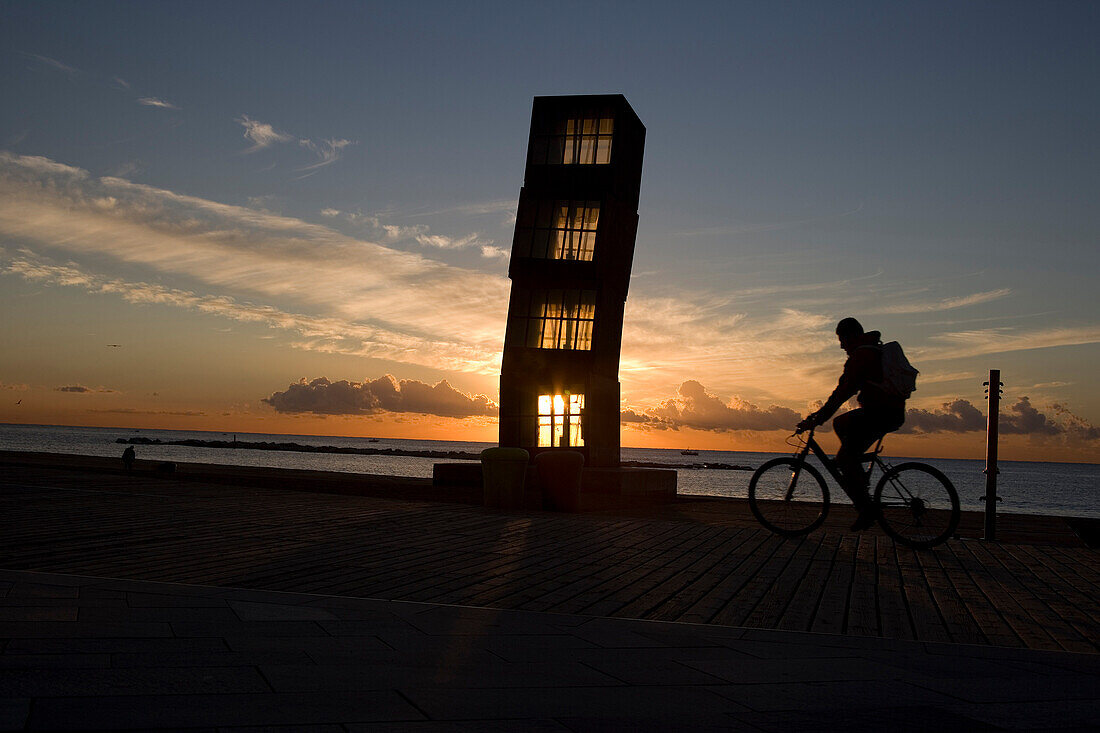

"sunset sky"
[2, 1, 1098, 462]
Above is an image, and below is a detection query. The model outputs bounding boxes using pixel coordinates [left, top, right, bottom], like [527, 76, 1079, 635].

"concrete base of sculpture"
[432, 461, 677, 512]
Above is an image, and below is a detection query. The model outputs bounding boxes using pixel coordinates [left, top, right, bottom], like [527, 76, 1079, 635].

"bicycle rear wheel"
[749, 457, 830, 537]
[874, 462, 960, 549]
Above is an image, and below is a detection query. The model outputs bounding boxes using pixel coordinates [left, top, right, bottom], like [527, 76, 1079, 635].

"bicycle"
[748, 427, 960, 549]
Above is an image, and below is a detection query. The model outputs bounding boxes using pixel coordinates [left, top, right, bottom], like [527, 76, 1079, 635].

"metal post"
[983, 369, 1002, 541]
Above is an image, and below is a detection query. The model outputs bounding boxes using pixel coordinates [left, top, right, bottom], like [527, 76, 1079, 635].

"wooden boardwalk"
[1, 462, 1097, 653]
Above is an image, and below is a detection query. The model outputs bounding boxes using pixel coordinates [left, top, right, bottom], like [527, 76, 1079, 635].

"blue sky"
[1, 1, 1098, 459]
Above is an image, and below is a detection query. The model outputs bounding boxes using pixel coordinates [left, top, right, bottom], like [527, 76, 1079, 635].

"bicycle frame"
[788, 430, 847, 498]
[793, 429, 916, 508]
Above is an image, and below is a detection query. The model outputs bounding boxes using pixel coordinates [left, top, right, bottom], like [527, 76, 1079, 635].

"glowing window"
[528, 116, 613, 165]
[538, 393, 584, 448]
[507, 289, 595, 351]
[513, 200, 599, 261]
[562, 118, 613, 165]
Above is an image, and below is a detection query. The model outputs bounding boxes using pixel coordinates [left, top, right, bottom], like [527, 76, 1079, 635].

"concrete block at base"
[534, 451, 585, 512]
[581, 467, 677, 509]
[480, 448, 530, 510]
[432, 462, 482, 487]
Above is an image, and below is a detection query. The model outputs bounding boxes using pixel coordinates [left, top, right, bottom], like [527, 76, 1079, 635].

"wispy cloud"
[0, 152, 508, 373]
[873, 288, 1012, 315]
[296, 138, 354, 177]
[25, 53, 80, 78]
[416, 233, 482, 250]
[918, 326, 1100, 361]
[137, 97, 179, 110]
[480, 245, 509, 260]
[112, 76, 130, 89]
[88, 408, 206, 416]
[234, 116, 354, 174]
[235, 114, 295, 153]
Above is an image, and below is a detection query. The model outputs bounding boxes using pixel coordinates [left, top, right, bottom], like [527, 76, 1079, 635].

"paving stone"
[218, 721, 343, 726]
[0, 606, 77, 622]
[581, 658, 729, 685]
[125, 592, 230, 608]
[79, 605, 243, 623]
[0, 621, 171, 638]
[223, 634, 391, 655]
[171, 620, 326, 638]
[4, 636, 228, 655]
[402, 685, 750, 724]
[9, 582, 79, 598]
[228, 601, 341, 622]
[111, 650, 313, 668]
[260, 660, 619, 692]
[683, 657, 903, 684]
[709, 679, 959, 712]
[0, 653, 110, 669]
[912, 673, 1100, 703]
[944, 699, 1100, 730]
[0, 665, 270, 696]
[731, 705, 1001, 733]
[317, 618, 424, 636]
[346, 721, 571, 733]
[0, 697, 29, 730]
[27, 690, 423, 729]
[556, 716, 754, 732]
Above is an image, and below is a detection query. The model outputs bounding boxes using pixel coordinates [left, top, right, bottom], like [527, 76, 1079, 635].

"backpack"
[869, 341, 918, 399]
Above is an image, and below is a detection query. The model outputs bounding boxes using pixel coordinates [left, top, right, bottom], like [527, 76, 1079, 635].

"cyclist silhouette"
[797, 317, 906, 531]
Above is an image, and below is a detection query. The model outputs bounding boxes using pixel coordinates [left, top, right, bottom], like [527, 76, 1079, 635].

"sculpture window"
[528, 117, 613, 165]
[506, 289, 596, 350]
[538, 392, 584, 448]
[513, 200, 599, 261]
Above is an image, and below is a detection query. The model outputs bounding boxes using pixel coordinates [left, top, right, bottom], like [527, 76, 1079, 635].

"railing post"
[983, 369, 1002, 541]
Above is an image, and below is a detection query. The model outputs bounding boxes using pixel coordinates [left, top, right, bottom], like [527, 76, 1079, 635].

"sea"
[1, 423, 1096, 518]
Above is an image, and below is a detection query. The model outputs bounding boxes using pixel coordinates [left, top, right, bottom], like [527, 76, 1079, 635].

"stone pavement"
[1, 569, 1098, 732]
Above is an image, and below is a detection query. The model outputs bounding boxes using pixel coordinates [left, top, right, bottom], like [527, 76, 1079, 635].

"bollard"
[982, 370, 1003, 541]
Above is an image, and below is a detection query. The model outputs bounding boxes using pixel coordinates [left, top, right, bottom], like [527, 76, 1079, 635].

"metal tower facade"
[498, 95, 645, 468]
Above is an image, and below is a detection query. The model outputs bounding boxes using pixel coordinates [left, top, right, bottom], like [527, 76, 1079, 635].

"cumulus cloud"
[137, 97, 179, 110]
[263, 375, 497, 418]
[900, 399, 986, 434]
[898, 396, 1098, 441]
[622, 381, 802, 432]
[235, 114, 294, 153]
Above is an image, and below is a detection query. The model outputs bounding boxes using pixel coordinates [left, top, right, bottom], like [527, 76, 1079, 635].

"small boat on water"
[680, 448, 699, 456]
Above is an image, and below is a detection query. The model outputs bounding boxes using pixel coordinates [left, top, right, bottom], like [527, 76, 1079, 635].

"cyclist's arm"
[807, 350, 874, 425]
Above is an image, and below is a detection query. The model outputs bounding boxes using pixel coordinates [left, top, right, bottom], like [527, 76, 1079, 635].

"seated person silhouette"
[797, 317, 907, 531]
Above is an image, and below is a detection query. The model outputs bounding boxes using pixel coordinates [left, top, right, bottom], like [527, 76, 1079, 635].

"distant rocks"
[115, 437, 755, 470]
[115, 437, 481, 461]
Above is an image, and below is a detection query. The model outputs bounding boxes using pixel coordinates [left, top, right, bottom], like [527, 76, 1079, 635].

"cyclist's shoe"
[849, 507, 880, 532]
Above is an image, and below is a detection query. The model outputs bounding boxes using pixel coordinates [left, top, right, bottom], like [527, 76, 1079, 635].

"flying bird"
[15, 399, 21, 405]
[107, 344, 122, 347]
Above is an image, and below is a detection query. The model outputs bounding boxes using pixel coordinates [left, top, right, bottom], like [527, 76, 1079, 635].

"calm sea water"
[1, 423, 1096, 518]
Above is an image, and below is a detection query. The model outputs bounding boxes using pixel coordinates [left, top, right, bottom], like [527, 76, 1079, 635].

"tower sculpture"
[498, 95, 646, 468]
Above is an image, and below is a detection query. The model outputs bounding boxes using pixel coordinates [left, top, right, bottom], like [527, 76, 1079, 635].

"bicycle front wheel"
[749, 457, 830, 537]
[874, 462, 960, 549]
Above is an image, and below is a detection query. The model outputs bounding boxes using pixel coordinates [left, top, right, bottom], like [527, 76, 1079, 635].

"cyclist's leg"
[833, 410, 878, 509]
[834, 409, 900, 529]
